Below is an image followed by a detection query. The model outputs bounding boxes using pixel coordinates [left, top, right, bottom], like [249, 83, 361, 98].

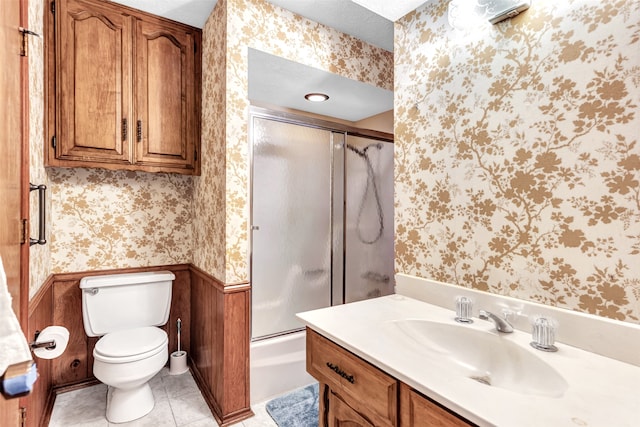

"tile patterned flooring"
[48, 368, 278, 427]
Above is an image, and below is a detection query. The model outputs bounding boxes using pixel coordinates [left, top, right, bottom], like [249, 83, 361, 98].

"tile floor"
[48, 368, 277, 427]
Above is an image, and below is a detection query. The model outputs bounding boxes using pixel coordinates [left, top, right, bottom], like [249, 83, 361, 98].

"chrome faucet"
[478, 310, 513, 333]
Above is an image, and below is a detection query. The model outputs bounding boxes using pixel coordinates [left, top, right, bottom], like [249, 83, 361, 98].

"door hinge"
[20, 407, 26, 427]
[20, 219, 28, 245]
[19, 27, 40, 57]
[51, 1, 55, 13]
[51, 135, 56, 149]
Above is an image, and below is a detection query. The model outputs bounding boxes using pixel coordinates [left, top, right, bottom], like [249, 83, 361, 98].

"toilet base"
[106, 383, 154, 423]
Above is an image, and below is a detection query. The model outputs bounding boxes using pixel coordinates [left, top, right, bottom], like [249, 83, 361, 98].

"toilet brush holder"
[169, 351, 188, 375]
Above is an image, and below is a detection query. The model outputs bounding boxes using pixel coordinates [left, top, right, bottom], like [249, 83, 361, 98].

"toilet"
[80, 271, 175, 423]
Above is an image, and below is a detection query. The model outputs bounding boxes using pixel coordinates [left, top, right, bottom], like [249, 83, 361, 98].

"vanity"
[297, 274, 640, 426]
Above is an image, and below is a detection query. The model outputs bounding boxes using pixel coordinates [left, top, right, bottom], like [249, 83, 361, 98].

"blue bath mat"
[265, 383, 319, 427]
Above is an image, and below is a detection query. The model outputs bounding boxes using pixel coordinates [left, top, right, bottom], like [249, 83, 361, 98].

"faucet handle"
[530, 316, 558, 352]
[455, 296, 473, 324]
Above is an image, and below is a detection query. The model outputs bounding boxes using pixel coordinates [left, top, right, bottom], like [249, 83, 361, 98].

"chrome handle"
[84, 288, 99, 295]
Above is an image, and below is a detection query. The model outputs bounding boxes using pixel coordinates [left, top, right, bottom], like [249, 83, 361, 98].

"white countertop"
[297, 293, 640, 427]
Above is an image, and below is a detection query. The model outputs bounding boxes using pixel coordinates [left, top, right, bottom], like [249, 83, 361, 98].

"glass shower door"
[344, 136, 394, 303]
[251, 117, 333, 339]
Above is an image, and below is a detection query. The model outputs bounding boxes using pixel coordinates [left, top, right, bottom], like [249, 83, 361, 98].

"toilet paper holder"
[29, 331, 57, 351]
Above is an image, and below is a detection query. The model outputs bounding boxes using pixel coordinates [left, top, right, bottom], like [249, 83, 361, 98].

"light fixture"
[304, 93, 329, 102]
[487, 0, 531, 24]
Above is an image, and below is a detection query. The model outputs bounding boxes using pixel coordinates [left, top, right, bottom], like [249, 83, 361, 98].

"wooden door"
[0, 0, 26, 424]
[54, 0, 132, 164]
[328, 392, 375, 427]
[399, 384, 472, 427]
[134, 18, 196, 171]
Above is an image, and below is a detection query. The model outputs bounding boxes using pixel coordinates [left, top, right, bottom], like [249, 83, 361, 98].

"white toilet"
[80, 271, 175, 423]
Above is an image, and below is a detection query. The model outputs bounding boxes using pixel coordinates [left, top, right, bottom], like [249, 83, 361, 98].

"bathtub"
[250, 330, 316, 404]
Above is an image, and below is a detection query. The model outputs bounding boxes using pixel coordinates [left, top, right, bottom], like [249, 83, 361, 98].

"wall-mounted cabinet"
[46, 0, 201, 175]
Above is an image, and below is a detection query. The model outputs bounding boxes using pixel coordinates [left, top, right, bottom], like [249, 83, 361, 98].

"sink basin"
[387, 319, 568, 398]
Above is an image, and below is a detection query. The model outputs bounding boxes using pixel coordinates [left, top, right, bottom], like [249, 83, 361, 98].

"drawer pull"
[326, 362, 355, 384]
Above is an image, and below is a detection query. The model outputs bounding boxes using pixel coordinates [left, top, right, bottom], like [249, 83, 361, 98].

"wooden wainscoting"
[24, 264, 191, 426]
[25, 264, 252, 427]
[22, 276, 54, 427]
[48, 264, 192, 386]
[189, 266, 252, 427]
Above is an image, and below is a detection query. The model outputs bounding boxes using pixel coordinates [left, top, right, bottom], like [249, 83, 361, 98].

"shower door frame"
[249, 106, 393, 341]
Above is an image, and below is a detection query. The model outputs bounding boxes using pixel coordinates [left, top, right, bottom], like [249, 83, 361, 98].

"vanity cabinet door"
[54, 0, 132, 165]
[134, 18, 199, 172]
[399, 383, 474, 427]
[328, 391, 375, 427]
[306, 328, 397, 427]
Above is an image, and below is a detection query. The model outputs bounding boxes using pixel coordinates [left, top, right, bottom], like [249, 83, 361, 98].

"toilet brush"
[169, 318, 188, 375]
[177, 318, 182, 353]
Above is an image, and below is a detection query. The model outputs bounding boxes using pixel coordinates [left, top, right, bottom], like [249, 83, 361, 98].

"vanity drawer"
[306, 328, 398, 426]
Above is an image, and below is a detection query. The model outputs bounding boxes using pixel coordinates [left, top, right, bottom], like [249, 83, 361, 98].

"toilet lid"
[95, 327, 167, 358]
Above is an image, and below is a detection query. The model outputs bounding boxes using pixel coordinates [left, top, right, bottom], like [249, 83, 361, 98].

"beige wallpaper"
[195, 0, 394, 284]
[49, 168, 193, 273]
[193, 0, 228, 281]
[395, 0, 640, 322]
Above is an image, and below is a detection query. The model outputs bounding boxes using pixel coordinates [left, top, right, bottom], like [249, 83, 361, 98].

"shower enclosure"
[249, 108, 393, 402]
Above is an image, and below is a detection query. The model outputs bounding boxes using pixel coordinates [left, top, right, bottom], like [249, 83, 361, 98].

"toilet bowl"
[93, 327, 168, 423]
[80, 271, 175, 424]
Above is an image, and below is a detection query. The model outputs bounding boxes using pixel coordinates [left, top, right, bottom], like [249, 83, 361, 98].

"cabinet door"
[399, 384, 473, 427]
[134, 19, 197, 171]
[55, 0, 132, 164]
[328, 391, 375, 427]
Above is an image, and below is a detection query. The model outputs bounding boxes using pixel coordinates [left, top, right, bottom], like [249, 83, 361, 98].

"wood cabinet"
[306, 328, 475, 427]
[399, 384, 473, 427]
[307, 328, 397, 426]
[46, 0, 201, 175]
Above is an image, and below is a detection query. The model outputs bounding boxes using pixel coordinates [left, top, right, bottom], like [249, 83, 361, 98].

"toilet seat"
[94, 326, 168, 364]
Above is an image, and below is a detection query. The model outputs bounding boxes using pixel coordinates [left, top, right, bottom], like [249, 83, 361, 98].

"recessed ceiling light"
[304, 93, 329, 102]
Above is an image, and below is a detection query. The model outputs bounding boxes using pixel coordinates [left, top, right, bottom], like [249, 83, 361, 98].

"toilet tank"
[80, 271, 175, 337]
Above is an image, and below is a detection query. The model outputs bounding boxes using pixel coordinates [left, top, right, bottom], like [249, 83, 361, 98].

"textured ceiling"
[265, 0, 393, 51]
[110, 0, 397, 51]
[110, 0, 217, 28]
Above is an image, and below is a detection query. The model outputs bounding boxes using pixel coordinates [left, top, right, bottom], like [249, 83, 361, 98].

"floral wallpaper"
[48, 168, 193, 273]
[195, 0, 394, 284]
[394, 0, 640, 322]
[193, 0, 228, 281]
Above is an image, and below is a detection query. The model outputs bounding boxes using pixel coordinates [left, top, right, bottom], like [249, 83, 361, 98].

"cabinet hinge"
[51, 135, 56, 149]
[19, 27, 40, 57]
[194, 149, 198, 161]
[20, 407, 26, 427]
[20, 219, 28, 245]
[50, 1, 55, 13]
[193, 40, 197, 54]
